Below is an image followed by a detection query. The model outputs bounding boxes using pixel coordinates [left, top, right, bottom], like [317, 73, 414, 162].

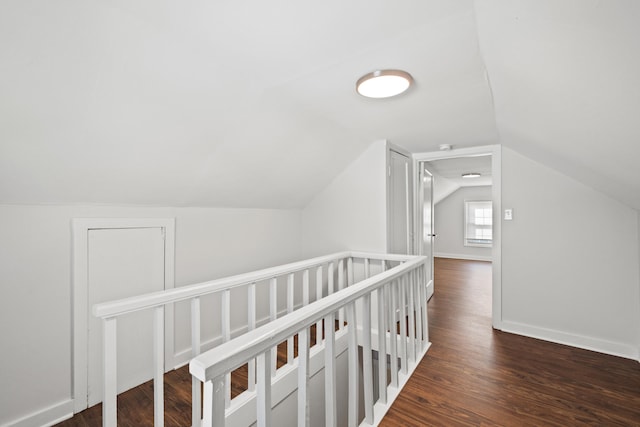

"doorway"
[71, 218, 175, 413]
[414, 145, 502, 329]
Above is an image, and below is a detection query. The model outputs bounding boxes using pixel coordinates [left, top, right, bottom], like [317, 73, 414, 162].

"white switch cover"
[504, 209, 513, 220]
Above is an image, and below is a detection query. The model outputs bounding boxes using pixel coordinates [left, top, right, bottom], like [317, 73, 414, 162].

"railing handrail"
[189, 254, 426, 382]
[93, 251, 356, 319]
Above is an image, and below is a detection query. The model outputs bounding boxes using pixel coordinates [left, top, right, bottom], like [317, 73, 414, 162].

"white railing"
[93, 251, 428, 427]
[189, 252, 429, 427]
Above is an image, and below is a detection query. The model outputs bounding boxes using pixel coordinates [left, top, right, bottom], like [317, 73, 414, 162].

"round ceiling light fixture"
[462, 173, 481, 179]
[356, 69, 413, 98]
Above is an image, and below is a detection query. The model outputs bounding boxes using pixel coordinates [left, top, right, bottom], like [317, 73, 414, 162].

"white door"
[388, 149, 413, 254]
[87, 227, 165, 407]
[420, 164, 435, 299]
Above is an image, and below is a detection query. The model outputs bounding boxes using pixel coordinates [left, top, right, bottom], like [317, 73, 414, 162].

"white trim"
[413, 144, 503, 330]
[5, 399, 73, 427]
[414, 160, 435, 294]
[426, 279, 434, 300]
[386, 142, 414, 255]
[413, 145, 494, 162]
[501, 320, 640, 361]
[71, 218, 175, 413]
[434, 253, 492, 262]
[386, 142, 413, 161]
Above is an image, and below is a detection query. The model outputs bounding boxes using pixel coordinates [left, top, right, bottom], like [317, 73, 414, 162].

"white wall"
[500, 147, 640, 359]
[431, 172, 460, 205]
[301, 140, 388, 257]
[434, 185, 492, 261]
[0, 205, 301, 426]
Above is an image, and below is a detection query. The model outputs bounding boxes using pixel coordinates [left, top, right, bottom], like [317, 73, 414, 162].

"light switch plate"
[504, 209, 513, 220]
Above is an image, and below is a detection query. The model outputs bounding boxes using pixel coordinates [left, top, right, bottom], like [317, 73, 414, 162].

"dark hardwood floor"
[381, 257, 640, 426]
[58, 258, 640, 426]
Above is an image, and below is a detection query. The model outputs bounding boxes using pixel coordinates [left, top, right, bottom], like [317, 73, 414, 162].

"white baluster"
[202, 380, 212, 427]
[338, 259, 344, 330]
[324, 312, 337, 427]
[297, 326, 310, 427]
[191, 297, 202, 427]
[413, 269, 423, 356]
[248, 283, 256, 392]
[300, 269, 311, 425]
[315, 266, 323, 345]
[102, 317, 117, 427]
[302, 269, 309, 306]
[338, 257, 353, 330]
[203, 376, 225, 427]
[221, 289, 231, 409]
[377, 285, 387, 404]
[328, 261, 334, 295]
[287, 273, 294, 365]
[362, 293, 374, 424]
[346, 302, 358, 427]
[348, 257, 354, 286]
[408, 271, 416, 363]
[388, 282, 398, 387]
[399, 276, 408, 374]
[328, 261, 335, 337]
[256, 350, 272, 427]
[154, 306, 165, 427]
[422, 265, 429, 344]
[269, 278, 277, 376]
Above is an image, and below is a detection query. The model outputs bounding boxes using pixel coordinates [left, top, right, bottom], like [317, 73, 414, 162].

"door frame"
[413, 145, 502, 330]
[71, 218, 176, 413]
[386, 142, 414, 255]
[416, 164, 435, 299]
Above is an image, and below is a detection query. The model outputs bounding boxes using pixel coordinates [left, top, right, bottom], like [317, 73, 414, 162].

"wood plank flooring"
[381, 257, 640, 426]
[57, 258, 640, 426]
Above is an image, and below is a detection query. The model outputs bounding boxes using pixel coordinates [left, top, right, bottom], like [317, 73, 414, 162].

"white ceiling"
[425, 156, 492, 188]
[476, 0, 640, 210]
[1, 1, 638, 209]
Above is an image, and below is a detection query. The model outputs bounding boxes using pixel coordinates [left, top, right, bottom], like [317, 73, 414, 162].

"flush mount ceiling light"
[356, 69, 413, 98]
[462, 173, 481, 178]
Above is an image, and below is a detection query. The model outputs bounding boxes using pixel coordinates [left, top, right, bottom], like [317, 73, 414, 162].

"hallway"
[381, 257, 640, 426]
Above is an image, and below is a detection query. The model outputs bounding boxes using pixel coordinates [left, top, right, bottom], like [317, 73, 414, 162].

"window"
[464, 200, 492, 247]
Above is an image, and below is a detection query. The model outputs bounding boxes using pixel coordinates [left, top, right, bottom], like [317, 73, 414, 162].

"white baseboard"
[500, 320, 639, 361]
[434, 252, 492, 262]
[4, 399, 73, 427]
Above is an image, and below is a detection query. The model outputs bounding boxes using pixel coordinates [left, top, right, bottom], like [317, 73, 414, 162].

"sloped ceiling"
[1, 1, 638, 210]
[476, 0, 640, 210]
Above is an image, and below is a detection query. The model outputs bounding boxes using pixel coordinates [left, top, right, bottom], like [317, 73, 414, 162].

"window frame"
[464, 200, 493, 248]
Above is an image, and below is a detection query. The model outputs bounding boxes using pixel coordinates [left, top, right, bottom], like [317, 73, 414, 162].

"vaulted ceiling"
[1, 1, 638, 209]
